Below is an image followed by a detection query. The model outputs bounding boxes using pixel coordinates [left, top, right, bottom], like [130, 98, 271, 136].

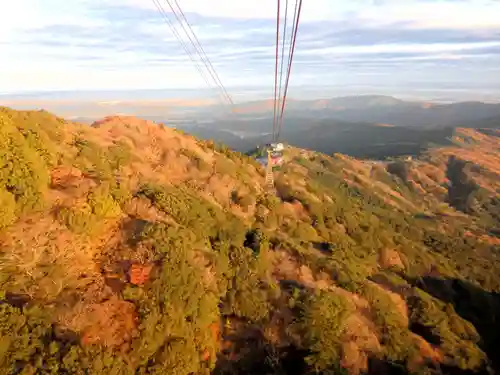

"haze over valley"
[3, 92, 500, 159]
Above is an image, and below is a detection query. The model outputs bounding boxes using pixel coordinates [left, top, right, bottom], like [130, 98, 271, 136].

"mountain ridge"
[3, 94, 500, 122]
[220, 95, 500, 116]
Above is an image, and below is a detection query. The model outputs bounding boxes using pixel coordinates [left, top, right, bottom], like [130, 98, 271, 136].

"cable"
[151, 0, 230, 106]
[150, 0, 213, 92]
[165, 0, 231, 105]
[284, 0, 300, 99]
[163, 0, 233, 106]
[171, 0, 234, 106]
[272, 0, 281, 143]
[277, 0, 303, 140]
[277, 0, 289, 136]
[276, 0, 298, 139]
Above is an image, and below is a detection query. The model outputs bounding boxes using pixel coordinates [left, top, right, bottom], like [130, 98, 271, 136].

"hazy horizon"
[3, 90, 500, 124]
[2, 86, 500, 105]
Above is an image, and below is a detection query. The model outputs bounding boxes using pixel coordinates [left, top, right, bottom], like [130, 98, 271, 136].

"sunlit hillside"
[0, 107, 499, 375]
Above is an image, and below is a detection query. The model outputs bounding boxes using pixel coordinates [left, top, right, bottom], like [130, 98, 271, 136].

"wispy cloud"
[1, 0, 499, 99]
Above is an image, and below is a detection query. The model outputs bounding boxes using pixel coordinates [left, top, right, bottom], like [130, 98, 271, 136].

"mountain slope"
[216, 96, 500, 129]
[0, 107, 499, 375]
[282, 121, 456, 158]
[331, 101, 500, 128]
[175, 97, 500, 157]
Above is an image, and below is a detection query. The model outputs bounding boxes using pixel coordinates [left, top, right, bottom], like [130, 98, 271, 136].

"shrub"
[224, 246, 276, 322]
[0, 303, 55, 373]
[292, 222, 319, 242]
[298, 291, 355, 372]
[327, 244, 374, 291]
[57, 205, 95, 234]
[180, 148, 210, 172]
[275, 180, 296, 202]
[231, 191, 254, 211]
[257, 193, 280, 211]
[0, 114, 50, 212]
[88, 185, 122, 219]
[7, 108, 64, 167]
[214, 156, 235, 175]
[362, 283, 418, 362]
[0, 300, 132, 374]
[73, 138, 113, 180]
[108, 180, 132, 206]
[0, 189, 16, 229]
[57, 183, 122, 234]
[446, 156, 480, 213]
[410, 289, 485, 370]
[108, 140, 133, 170]
[387, 161, 410, 183]
[244, 227, 269, 255]
[125, 222, 221, 373]
[256, 209, 280, 229]
[137, 183, 241, 240]
[240, 194, 254, 209]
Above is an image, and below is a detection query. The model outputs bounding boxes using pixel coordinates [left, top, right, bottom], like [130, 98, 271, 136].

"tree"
[297, 291, 355, 372]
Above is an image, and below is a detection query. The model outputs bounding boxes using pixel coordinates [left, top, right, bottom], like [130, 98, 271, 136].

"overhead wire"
[272, 0, 281, 143]
[150, 0, 233, 107]
[152, 0, 302, 141]
[170, 0, 234, 106]
[277, 0, 303, 141]
[150, 0, 213, 93]
[279, 0, 299, 124]
[163, 0, 234, 106]
[276, 0, 289, 141]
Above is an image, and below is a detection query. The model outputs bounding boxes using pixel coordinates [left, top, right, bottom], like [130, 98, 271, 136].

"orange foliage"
[128, 263, 153, 285]
[80, 298, 138, 348]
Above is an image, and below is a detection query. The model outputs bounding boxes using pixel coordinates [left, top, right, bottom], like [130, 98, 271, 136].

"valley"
[4, 94, 500, 160]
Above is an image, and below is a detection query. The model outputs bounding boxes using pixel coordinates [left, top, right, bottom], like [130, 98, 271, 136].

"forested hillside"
[0, 107, 499, 375]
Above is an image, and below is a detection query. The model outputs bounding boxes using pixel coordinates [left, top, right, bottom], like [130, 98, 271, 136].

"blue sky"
[1, 0, 500, 101]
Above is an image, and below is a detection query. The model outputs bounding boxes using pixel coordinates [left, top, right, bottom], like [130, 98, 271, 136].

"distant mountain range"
[220, 95, 500, 128]
[3, 94, 500, 159]
[178, 95, 500, 158]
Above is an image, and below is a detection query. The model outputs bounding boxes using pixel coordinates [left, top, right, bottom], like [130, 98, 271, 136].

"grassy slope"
[0, 107, 499, 375]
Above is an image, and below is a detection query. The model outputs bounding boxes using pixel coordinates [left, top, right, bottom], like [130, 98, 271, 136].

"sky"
[1, 0, 500, 101]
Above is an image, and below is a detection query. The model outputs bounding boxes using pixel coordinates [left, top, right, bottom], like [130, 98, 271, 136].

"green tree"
[125, 223, 221, 373]
[298, 291, 355, 372]
[0, 114, 50, 212]
[0, 189, 16, 229]
[224, 245, 276, 322]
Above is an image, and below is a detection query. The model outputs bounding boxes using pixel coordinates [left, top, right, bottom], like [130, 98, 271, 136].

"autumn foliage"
[0, 108, 499, 375]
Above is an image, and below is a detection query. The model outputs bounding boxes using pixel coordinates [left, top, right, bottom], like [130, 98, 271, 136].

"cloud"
[354, 1, 500, 30]
[0, 0, 499, 98]
[113, 0, 500, 29]
[300, 41, 500, 57]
